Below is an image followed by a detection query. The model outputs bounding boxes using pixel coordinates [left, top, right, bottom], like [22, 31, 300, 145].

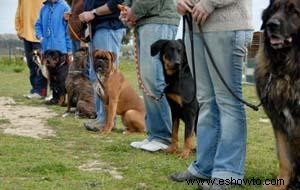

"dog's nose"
[267, 19, 281, 31]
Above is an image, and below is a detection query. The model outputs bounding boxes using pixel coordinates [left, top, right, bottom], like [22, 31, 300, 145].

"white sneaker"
[130, 139, 150, 149]
[24, 93, 43, 99]
[45, 94, 53, 101]
[140, 140, 169, 152]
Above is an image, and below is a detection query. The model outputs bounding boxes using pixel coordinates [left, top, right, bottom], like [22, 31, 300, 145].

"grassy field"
[0, 58, 278, 190]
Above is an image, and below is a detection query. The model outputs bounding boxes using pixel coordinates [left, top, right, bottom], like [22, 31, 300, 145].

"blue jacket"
[84, 0, 124, 33]
[35, 0, 72, 54]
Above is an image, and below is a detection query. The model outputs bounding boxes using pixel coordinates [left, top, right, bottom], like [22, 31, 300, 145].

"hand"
[192, 2, 209, 25]
[79, 11, 95, 23]
[119, 7, 136, 27]
[67, 52, 73, 64]
[177, 0, 194, 15]
[17, 34, 24, 40]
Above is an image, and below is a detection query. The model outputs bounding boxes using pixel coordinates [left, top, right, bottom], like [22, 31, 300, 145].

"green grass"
[0, 58, 278, 190]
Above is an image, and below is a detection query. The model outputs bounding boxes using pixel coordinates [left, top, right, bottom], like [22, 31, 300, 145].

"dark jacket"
[84, 0, 124, 32]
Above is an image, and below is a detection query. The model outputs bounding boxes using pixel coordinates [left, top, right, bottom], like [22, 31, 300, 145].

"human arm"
[79, 0, 123, 23]
[34, 11, 43, 41]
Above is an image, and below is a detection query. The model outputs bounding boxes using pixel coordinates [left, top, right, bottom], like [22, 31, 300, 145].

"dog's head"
[43, 49, 65, 68]
[72, 47, 88, 70]
[93, 49, 116, 76]
[261, 0, 300, 50]
[151, 39, 185, 76]
[32, 49, 42, 64]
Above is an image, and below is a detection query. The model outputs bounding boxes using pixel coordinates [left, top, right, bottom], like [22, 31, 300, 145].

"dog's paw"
[178, 149, 191, 159]
[100, 128, 112, 134]
[62, 112, 70, 118]
[165, 145, 178, 154]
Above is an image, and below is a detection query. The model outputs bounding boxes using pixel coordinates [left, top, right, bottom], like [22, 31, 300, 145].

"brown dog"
[93, 49, 145, 134]
[65, 48, 96, 118]
[255, 0, 300, 189]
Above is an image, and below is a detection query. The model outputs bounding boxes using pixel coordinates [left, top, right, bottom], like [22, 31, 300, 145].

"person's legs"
[23, 40, 47, 97]
[187, 31, 251, 181]
[86, 28, 124, 128]
[136, 24, 177, 144]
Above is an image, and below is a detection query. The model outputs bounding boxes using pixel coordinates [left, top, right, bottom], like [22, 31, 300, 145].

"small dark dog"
[43, 49, 69, 106]
[65, 47, 96, 118]
[151, 39, 199, 159]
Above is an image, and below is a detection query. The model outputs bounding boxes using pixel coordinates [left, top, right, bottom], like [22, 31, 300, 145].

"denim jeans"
[137, 24, 177, 144]
[185, 30, 253, 180]
[23, 40, 48, 96]
[89, 28, 125, 123]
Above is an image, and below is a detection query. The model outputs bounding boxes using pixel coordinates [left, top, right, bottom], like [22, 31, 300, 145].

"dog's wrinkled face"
[151, 39, 184, 76]
[73, 47, 88, 69]
[93, 49, 116, 77]
[43, 50, 65, 68]
[262, 0, 300, 49]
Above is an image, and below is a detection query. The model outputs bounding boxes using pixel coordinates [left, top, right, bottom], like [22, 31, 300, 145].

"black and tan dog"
[255, 0, 300, 189]
[65, 47, 96, 118]
[93, 49, 145, 134]
[151, 39, 199, 159]
[43, 49, 69, 106]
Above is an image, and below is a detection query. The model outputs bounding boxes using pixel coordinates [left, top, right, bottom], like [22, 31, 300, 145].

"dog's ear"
[109, 51, 117, 63]
[92, 49, 99, 58]
[151, 40, 169, 56]
[261, 0, 274, 30]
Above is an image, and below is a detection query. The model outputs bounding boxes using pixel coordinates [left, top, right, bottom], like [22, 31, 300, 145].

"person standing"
[120, 0, 180, 151]
[15, 0, 48, 99]
[170, 0, 253, 189]
[35, 0, 73, 105]
[79, 0, 125, 131]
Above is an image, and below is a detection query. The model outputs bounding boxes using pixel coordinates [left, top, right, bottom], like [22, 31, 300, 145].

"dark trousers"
[23, 40, 48, 96]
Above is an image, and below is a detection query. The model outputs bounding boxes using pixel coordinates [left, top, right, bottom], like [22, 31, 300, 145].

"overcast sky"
[0, 0, 268, 34]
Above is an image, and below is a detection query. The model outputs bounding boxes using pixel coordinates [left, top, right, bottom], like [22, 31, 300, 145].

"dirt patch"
[79, 160, 123, 180]
[0, 97, 57, 139]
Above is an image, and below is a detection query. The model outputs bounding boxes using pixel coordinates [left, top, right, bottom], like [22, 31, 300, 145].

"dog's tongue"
[270, 37, 284, 45]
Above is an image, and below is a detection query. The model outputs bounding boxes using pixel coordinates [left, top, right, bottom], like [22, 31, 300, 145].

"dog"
[93, 49, 145, 134]
[255, 0, 300, 189]
[151, 39, 199, 159]
[43, 49, 69, 106]
[32, 49, 49, 80]
[65, 47, 96, 118]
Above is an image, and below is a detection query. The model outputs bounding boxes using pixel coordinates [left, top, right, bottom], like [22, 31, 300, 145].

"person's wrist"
[91, 8, 98, 16]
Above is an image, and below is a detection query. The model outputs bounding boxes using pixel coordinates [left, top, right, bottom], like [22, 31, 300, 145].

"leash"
[118, 4, 164, 101]
[182, 15, 197, 104]
[185, 13, 261, 111]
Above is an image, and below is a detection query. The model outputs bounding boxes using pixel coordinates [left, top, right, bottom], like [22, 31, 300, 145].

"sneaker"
[45, 98, 58, 105]
[170, 170, 203, 182]
[140, 140, 169, 152]
[130, 139, 150, 149]
[84, 119, 105, 132]
[24, 93, 43, 99]
[45, 94, 53, 101]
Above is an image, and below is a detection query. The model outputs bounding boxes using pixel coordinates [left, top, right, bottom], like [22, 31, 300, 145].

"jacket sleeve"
[106, 0, 124, 13]
[15, 0, 22, 35]
[199, 0, 239, 14]
[35, 10, 43, 40]
[131, 0, 161, 20]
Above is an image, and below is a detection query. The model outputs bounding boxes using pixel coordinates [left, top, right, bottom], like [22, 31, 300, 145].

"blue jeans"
[137, 24, 177, 144]
[185, 31, 253, 180]
[23, 40, 48, 96]
[89, 28, 125, 123]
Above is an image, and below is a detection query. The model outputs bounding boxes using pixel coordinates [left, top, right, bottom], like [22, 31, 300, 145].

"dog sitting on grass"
[65, 47, 96, 118]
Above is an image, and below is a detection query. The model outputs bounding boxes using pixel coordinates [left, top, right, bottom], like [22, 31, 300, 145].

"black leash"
[182, 15, 197, 104]
[184, 14, 261, 111]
